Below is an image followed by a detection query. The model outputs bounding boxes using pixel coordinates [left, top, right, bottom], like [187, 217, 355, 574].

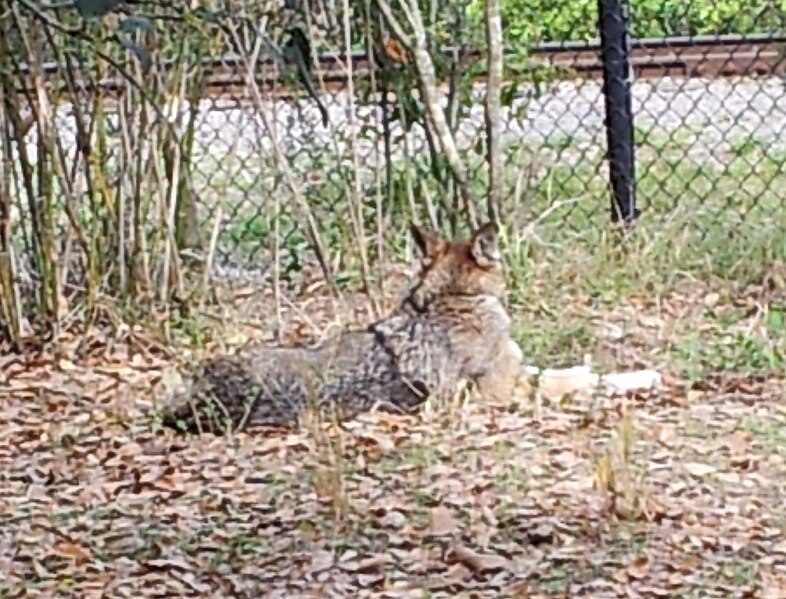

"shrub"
[466, 0, 786, 45]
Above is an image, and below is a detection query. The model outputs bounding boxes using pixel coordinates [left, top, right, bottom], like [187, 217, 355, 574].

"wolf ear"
[470, 222, 501, 267]
[410, 223, 446, 261]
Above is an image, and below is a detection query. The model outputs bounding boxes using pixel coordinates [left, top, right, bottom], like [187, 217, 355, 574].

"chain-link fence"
[132, 0, 786, 273]
[3, 0, 786, 338]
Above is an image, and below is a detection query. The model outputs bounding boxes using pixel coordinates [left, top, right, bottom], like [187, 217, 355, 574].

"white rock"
[536, 366, 601, 401]
[596, 322, 625, 340]
[518, 364, 664, 402]
[523, 365, 540, 377]
[600, 370, 663, 393]
[540, 365, 595, 379]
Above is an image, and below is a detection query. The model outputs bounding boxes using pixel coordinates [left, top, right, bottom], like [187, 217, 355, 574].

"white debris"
[600, 370, 663, 393]
[520, 364, 663, 401]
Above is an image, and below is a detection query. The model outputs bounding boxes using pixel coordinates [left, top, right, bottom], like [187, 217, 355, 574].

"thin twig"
[198, 205, 222, 312]
[484, 0, 504, 223]
[224, 18, 338, 298]
[339, 0, 377, 310]
[375, 0, 478, 226]
[520, 196, 586, 246]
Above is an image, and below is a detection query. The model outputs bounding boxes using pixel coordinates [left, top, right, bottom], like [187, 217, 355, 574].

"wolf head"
[406, 222, 507, 311]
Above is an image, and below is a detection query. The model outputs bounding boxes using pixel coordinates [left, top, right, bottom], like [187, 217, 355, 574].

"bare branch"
[484, 0, 503, 223]
[375, 0, 479, 227]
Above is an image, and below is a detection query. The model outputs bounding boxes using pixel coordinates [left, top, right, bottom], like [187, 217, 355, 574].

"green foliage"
[466, 0, 786, 45]
[73, 0, 123, 19]
[629, 0, 786, 40]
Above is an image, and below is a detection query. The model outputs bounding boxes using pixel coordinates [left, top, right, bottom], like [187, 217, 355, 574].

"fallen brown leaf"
[429, 506, 461, 537]
[53, 541, 91, 564]
[627, 554, 651, 579]
[683, 462, 717, 477]
[447, 544, 510, 573]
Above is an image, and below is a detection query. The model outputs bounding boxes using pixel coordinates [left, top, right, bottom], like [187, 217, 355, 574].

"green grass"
[191, 127, 786, 380]
[740, 413, 786, 453]
[495, 133, 786, 378]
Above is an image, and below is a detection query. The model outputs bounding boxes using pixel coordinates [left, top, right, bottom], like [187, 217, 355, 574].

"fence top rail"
[13, 32, 786, 76]
[539, 32, 786, 51]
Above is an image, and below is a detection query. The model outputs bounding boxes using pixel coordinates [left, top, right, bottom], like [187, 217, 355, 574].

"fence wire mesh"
[4, 0, 786, 297]
[184, 27, 786, 277]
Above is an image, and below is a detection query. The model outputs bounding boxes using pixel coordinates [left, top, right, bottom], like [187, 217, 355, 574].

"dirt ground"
[2, 279, 786, 599]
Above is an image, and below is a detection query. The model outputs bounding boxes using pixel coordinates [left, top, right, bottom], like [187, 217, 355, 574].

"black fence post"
[598, 0, 638, 225]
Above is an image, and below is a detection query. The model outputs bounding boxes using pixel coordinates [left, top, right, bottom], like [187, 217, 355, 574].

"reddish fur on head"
[408, 222, 506, 310]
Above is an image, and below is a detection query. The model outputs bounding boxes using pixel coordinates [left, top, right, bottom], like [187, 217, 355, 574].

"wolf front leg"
[473, 338, 525, 402]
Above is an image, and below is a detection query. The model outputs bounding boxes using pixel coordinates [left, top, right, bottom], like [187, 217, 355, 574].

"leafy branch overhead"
[73, 0, 124, 19]
[16, 0, 327, 110]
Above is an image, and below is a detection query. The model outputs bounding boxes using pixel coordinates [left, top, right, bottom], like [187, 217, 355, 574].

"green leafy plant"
[464, 0, 786, 44]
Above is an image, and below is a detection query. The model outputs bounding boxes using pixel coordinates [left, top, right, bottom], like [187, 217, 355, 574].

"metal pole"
[598, 0, 638, 224]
